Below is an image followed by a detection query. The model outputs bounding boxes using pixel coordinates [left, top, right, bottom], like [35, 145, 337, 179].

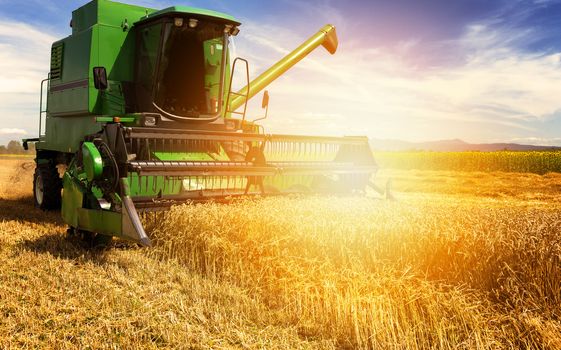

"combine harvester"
[24, 0, 382, 246]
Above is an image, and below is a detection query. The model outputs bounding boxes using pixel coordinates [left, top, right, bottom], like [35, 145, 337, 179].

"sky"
[1, 0, 561, 145]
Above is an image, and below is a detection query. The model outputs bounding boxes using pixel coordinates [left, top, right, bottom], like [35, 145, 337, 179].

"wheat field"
[0, 158, 560, 349]
[375, 151, 561, 174]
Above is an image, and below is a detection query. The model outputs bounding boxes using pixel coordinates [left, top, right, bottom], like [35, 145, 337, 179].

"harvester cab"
[26, 0, 380, 247]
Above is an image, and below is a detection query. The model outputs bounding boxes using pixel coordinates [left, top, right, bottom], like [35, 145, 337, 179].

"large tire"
[33, 163, 62, 210]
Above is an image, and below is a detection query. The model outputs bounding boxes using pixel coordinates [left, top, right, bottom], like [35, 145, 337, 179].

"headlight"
[188, 18, 198, 28]
[142, 115, 158, 127]
[174, 18, 184, 27]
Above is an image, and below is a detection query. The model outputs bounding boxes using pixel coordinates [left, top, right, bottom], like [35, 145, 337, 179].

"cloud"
[0, 20, 56, 93]
[0, 19, 56, 142]
[0, 128, 26, 135]
[509, 136, 561, 146]
[233, 16, 561, 143]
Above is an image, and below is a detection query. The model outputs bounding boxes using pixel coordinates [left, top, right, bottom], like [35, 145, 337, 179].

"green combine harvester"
[24, 0, 379, 246]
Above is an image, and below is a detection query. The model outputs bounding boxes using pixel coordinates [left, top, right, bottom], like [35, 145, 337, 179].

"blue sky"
[1, 0, 561, 145]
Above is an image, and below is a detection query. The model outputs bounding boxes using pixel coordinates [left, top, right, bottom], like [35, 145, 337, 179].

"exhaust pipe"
[228, 24, 338, 112]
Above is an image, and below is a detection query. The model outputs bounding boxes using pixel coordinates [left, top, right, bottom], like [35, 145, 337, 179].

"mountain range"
[369, 138, 561, 152]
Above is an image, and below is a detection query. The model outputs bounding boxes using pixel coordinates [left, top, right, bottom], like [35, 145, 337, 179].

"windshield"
[153, 20, 227, 118]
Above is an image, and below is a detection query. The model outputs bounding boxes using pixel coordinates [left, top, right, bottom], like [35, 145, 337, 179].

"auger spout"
[228, 24, 338, 112]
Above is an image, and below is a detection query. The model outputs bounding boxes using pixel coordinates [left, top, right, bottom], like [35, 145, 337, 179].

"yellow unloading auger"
[28, 1, 383, 247]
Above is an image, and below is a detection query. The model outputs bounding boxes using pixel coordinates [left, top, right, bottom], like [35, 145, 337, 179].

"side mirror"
[93, 67, 108, 90]
[261, 90, 269, 109]
[253, 91, 270, 123]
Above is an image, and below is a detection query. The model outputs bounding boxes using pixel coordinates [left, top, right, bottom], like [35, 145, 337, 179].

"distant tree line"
[0, 140, 35, 154]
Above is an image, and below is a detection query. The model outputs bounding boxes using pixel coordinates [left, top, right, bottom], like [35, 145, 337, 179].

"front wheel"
[33, 163, 62, 210]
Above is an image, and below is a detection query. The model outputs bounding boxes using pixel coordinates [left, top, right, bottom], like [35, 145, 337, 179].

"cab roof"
[136, 6, 241, 26]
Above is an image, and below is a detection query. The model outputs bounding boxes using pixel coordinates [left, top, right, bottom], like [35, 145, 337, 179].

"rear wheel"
[33, 163, 62, 210]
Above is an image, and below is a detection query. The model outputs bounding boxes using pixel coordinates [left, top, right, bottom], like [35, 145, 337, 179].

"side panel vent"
[50, 43, 64, 80]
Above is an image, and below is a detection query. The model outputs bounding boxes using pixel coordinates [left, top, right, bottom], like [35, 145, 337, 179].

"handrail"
[39, 74, 50, 138]
[225, 57, 250, 122]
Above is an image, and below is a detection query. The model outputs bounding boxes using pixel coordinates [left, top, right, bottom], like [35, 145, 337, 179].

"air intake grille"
[50, 43, 63, 80]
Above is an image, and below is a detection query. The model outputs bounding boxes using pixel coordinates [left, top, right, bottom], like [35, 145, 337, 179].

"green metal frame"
[82, 142, 103, 181]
